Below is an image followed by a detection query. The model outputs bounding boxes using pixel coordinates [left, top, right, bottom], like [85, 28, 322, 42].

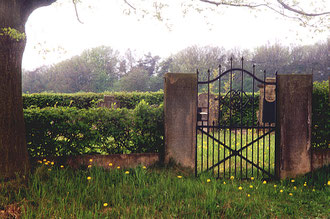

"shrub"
[24, 102, 164, 157]
[312, 81, 329, 148]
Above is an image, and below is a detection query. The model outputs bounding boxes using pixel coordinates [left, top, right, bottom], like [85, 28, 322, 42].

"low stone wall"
[311, 148, 330, 170]
[36, 153, 160, 169]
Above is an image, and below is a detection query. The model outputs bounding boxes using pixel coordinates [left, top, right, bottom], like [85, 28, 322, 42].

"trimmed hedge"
[312, 81, 329, 149]
[24, 101, 164, 157]
[23, 91, 164, 109]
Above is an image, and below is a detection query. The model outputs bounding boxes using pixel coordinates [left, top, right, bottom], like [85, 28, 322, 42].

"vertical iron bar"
[252, 64, 255, 177]
[224, 127, 226, 178]
[275, 71, 278, 179]
[263, 70, 266, 178]
[196, 69, 199, 176]
[207, 70, 210, 170]
[212, 121, 215, 176]
[240, 57, 244, 179]
[229, 58, 233, 178]
[257, 126, 260, 178]
[218, 65, 221, 178]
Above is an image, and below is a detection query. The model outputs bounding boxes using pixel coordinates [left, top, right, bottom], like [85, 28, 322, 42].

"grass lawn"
[0, 161, 329, 218]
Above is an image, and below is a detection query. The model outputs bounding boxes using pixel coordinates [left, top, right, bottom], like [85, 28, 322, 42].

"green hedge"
[23, 91, 164, 109]
[312, 81, 329, 149]
[24, 101, 164, 157]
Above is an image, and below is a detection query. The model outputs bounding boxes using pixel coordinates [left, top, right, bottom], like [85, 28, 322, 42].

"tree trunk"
[0, 0, 55, 179]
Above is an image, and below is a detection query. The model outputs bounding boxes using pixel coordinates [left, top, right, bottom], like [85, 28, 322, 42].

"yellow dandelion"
[263, 180, 267, 184]
[89, 159, 93, 162]
[177, 175, 182, 179]
[291, 179, 295, 183]
[87, 176, 92, 180]
[43, 159, 47, 162]
[125, 171, 129, 174]
[48, 168, 51, 171]
[143, 166, 147, 169]
[45, 162, 49, 165]
[312, 189, 315, 192]
[249, 185, 253, 188]
[223, 181, 226, 185]
[60, 165, 64, 168]
[293, 186, 297, 190]
[247, 194, 251, 197]
[88, 165, 92, 168]
[51, 162, 54, 165]
[238, 186, 243, 190]
[207, 179, 211, 183]
[117, 166, 120, 169]
[304, 183, 307, 187]
[103, 203, 108, 207]
[327, 181, 330, 186]
[280, 189, 283, 193]
[37, 160, 42, 164]
[250, 177, 254, 180]
[274, 184, 277, 188]
[289, 193, 293, 196]
[230, 176, 234, 180]
[108, 163, 113, 167]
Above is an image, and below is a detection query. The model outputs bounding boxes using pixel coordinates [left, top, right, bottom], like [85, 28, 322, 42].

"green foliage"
[0, 27, 26, 41]
[24, 102, 164, 157]
[23, 91, 164, 109]
[312, 80, 329, 148]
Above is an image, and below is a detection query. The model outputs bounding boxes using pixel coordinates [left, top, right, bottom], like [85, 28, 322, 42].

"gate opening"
[196, 58, 277, 180]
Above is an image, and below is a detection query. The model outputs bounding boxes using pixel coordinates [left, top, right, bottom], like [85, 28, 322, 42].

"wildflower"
[125, 171, 129, 175]
[48, 168, 51, 171]
[303, 183, 307, 187]
[291, 179, 295, 183]
[247, 194, 251, 197]
[293, 186, 297, 190]
[103, 203, 108, 207]
[249, 185, 253, 188]
[328, 181, 330, 186]
[263, 181, 267, 184]
[177, 176, 182, 179]
[274, 184, 277, 188]
[207, 179, 211, 183]
[45, 162, 49, 165]
[108, 163, 113, 167]
[230, 176, 234, 180]
[143, 166, 147, 169]
[88, 165, 92, 168]
[87, 176, 92, 180]
[238, 186, 243, 190]
[89, 159, 93, 162]
[117, 166, 120, 169]
[312, 189, 315, 192]
[43, 159, 47, 162]
[223, 181, 226, 185]
[60, 165, 64, 168]
[37, 160, 42, 164]
[250, 177, 254, 180]
[289, 193, 293, 196]
[280, 190, 283, 193]
[51, 162, 54, 165]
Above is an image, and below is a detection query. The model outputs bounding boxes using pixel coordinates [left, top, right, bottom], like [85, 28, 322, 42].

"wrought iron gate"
[196, 58, 277, 180]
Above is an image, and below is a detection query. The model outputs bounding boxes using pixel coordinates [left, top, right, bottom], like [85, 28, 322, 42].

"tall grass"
[0, 161, 329, 218]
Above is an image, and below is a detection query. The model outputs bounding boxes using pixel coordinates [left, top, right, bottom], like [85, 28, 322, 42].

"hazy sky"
[22, 0, 329, 70]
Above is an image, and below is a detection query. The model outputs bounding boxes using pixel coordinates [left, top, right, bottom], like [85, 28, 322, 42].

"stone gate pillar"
[276, 74, 313, 179]
[164, 73, 197, 169]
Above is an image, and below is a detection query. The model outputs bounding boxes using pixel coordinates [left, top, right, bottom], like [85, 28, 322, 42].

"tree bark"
[0, 0, 55, 179]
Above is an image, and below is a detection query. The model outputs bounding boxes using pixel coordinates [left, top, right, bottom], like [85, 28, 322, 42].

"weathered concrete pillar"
[164, 73, 197, 169]
[276, 74, 312, 179]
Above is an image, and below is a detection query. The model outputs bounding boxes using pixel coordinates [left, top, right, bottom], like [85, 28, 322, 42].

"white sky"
[22, 0, 329, 71]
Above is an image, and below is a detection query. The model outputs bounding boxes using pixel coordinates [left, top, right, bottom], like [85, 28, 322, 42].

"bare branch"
[276, 0, 330, 16]
[199, 0, 330, 17]
[123, 0, 136, 10]
[72, 0, 84, 24]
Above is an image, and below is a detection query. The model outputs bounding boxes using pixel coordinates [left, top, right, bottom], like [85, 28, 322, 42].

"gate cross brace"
[197, 128, 275, 178]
